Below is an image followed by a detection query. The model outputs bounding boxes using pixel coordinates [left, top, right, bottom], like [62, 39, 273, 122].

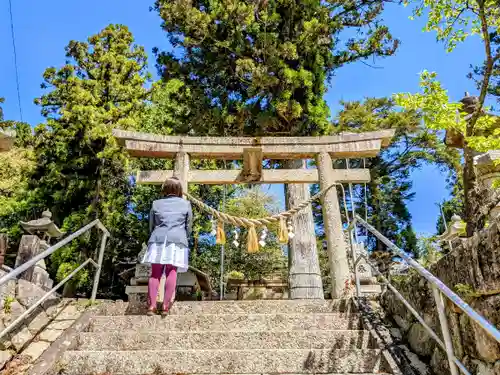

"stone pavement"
[0, 299, 91, 375]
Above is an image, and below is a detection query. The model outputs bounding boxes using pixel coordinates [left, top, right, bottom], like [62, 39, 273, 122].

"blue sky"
[0, 0, 485, 235]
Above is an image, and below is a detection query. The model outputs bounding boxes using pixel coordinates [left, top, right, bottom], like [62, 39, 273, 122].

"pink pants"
[148, 264, 177, 310]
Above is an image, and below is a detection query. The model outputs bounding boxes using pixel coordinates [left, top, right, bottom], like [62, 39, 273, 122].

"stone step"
[98, 299, 354, 316]
[87, 313, 363, 332]
[60, 349, 386, 374]
[77, 329, 374, 351]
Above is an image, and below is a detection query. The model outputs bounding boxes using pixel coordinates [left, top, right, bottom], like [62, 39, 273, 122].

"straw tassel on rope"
[278, 217, 288, 244]
[216, 220, 226, 245]
[247, 225, 259, 253]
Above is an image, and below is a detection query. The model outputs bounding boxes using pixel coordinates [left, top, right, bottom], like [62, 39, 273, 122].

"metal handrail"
[348, 214, 500, 375]
[0, 219, 109, 341]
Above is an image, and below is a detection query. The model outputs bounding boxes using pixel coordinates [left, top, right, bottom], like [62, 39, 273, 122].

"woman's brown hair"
[161, 177, 183, 198]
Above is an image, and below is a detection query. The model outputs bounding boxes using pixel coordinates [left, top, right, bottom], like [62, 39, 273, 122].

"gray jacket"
[148, 197, 193, 247]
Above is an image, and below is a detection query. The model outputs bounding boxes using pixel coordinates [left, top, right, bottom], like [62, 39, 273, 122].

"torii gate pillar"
[174, 151, 190, 193]
[316, 152, 349, 298]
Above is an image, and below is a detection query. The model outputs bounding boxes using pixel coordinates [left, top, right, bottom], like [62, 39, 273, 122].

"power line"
[8, 0, 23, 122]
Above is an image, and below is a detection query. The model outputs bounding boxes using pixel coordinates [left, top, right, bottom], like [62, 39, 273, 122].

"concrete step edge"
[90, 312, 362, 318]
[97, 299, 356, 315]
[65, 348, 383, 354]
[59, 349, 386, 372]
[76, 330, 375, 350]
[87, 313, 363, 333]
[79, 329, 370, 334]
[59, 349, 386, 375]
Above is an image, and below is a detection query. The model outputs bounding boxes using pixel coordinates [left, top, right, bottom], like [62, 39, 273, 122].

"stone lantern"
[444, 93, 477, 148]
[15, 210, 63, 289]
[474, 151, 500, 219]
[437, 215, 467, 244]
[20, 210, 64, 247]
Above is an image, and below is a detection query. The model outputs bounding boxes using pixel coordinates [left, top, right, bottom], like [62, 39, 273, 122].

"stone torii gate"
[114, 129, 394, 299]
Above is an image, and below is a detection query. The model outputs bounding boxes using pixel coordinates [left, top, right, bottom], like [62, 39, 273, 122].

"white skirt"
[141, 242, 189, 273]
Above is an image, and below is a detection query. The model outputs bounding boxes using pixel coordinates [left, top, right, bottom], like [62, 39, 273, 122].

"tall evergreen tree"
[31, 24, 151, 296]
[154, 0, 400, 298]
[154, 0, 398, 136]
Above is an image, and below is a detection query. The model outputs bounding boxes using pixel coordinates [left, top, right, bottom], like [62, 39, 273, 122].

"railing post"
[91, 232, 108, 302]
[432, 286, 458, 375]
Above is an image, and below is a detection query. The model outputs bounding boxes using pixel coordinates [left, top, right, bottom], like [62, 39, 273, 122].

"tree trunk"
[463, 146, 479, 236]
[285, 159, 324, 299]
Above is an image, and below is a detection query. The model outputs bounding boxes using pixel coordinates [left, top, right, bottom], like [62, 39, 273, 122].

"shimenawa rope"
[183, 182, 342, 252]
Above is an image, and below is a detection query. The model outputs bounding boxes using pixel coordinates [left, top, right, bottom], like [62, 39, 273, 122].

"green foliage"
[0, 148, 35, 213]
[3, 295, 15, 314]
[404, 0, 500, 52]
[223, 187, 286, 281]
[416, 235, 442, 267]
[154, 0, 398, 136]
[394, 71, 500, 152]
[395, 71, 499, 234]
[28, 24, 151, 296]
[454, 283, 477, 302]
[227, 270, 245, 280]
[141, 79, 192, 134]
[324, 97, 460, 254]
[0, 99, 37, 254]
[55, 262, 90, 288]
[389, 274, 408, 285]
[398, 0, 500, 235]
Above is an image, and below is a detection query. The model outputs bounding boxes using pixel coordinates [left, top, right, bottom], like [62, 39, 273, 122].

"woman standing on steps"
[142, 176, 193, 316]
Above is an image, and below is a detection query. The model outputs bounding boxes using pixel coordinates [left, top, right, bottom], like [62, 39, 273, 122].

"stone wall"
[381, 220, 500, 375]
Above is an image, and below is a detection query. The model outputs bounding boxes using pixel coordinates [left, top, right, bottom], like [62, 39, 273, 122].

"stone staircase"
[52, 300, 397, 375]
